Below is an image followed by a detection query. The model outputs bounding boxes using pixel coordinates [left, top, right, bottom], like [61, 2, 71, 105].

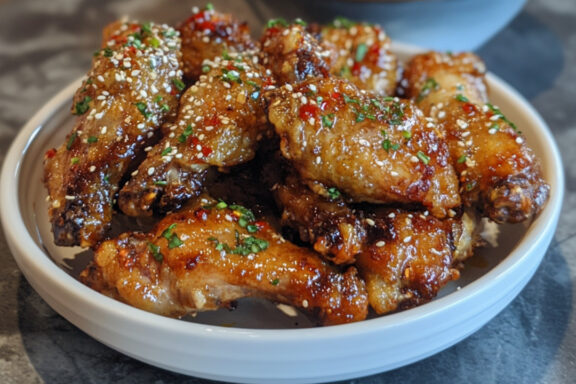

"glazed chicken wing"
[401, 52, 549, 223]
[320, 18, 398, 96]
[81, 198, 368, 325]
[179, 4, 256, 81]
[118, 53, 273, 217]
[266, 76, 461, 218]
[43, 20, 182, 247]
[273, 170, 475, 314]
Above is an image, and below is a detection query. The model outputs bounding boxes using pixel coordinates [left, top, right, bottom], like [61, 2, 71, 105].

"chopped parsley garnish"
[267, 18, 289, 28]
[148, 242, 163, 262]
[294, 18, 307, 26]
[355, 43, 368, 62]
[208, 234, 269, 256]
[161, 223, 184, 249]
[135, 102, 151, 118]
[216, 200, 228, 209]
[416, 77, 439, 102]
[343, 94, 359, 104]
[141, 22, 153, 35]
[87, 136, 98, 144]
[178, 124, 194, 143]
[202, 64, 211, 73]
[102, 47, 114, 57]
[457, 155, 467, 164]
[205, 3, 214, 11]
[172, 78, 186, 92]
[455, 94, 469, 103]
[74, 96, 92, 115]
[417, 151, 431, 165]
[221, 68, 242, 84]
[70, 157, 80, 165]
[327, 187, 341, 200]
[161, 147, 172, 156]
[402, 130, 412, 140]
[154, 180, 167, 186]
[322, 114, 335, 128]
[270, 278, 280, 286]
[66, 132, 78, 150]
[486, 103, 519, 132]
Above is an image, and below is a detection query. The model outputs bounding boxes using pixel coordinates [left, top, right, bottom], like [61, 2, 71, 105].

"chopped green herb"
[205, 3, 214, 11]
[154, 180, 167, 186]
[246, 224, 259, 233]
[267, 18, 289, 28]
[216, 200, 228, 209]
[161, 147, 172, 156]
[87, 136, 98, 144]
[465, 181, 477, 191]
[168, 234, 183, 249]
[172, 78, 186, 92]
[457, 155, 467, 164]
[202, 64, 211, 73]
[486, 103, 518, 131]
[355, 43, 368, 62]
[141, 22, 153, 35]
[135, 102, 151, 118]
[66, 132, 78, 150]
[322, 113, 335, 128]
[339, 65, 352, 78]
[402, 130, 412, 140]
[343, 94, 359, 104]
[417, 151, 431, 165]
[271, 278, 280, 286]
[73, 96, 92, 115]
[160, 104, 170, 112]
[416, 77, 439, 102]
[221, 68, 242, 84]
[102, 47, 114, 57]
[229, 204, 256, 223]
[70, 157, 80, 165]
[455, 94, 469, 103]
[327, 187, 341, 200]
[178, 124, 194, 143]
[148, 242, 163, 262]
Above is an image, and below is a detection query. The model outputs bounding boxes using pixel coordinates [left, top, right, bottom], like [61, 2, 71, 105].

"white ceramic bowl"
[0, 44, 564, 384]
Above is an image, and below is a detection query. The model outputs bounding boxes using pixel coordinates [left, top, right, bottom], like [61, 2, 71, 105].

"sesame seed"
[65, 195, 75, 200]
[365, 218, 375, 226]
[302, 299, 309, 308]
[376, 240, 386, 247]
[89, 165, 96, 172]
[403, 236, 412, 243]
[515, 137, 524, 144]
[147, 167, 155, 176]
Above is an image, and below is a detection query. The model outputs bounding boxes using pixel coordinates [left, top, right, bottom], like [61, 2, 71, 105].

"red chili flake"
[45, 148, 57, 159]
[462, 103, 477, 115]
[194, 208, 209, 221]
[205, 115, 221, 128]
[190, 136, 200, 146]
[201, 146, 212, 157]
[351, 61, 362, 76]
[299, 104, 319, 120]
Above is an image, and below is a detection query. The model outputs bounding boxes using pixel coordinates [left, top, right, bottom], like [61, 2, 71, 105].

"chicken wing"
[266, 76, 461, 218]
[179, 4, 256, 81]
[320, 18, 398, 96]
[401, 52, 549, 223]
[260, 21, 331, 85]
[273, 173, 475, 314]
[118, 53, 273, 217]
[80, 198, 368, 325]
[43, 20, 182, 247]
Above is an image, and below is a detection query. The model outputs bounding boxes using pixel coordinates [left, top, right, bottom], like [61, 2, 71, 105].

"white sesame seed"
[365, 218, 375, 226]
[147, 167, 155, 176]
[376, 240, 386, 247]
[403, 236, 412, 243]
[65, 195, 75, 200]
[89, 165, 96, 172]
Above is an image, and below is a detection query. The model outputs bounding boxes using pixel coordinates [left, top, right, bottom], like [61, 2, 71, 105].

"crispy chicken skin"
[274, 174, 366, 265]
[401, 52, 549, 223]
[179, 4, 256, 81]
[260, 22, 331, 85]
[273, 172, 475, 314]
[266, 76, 461, 218]
[43, 20, 182, 247]
[320, 18, 398, 96]
[118, 54, 273, 217]
[81, 200, 368, 325]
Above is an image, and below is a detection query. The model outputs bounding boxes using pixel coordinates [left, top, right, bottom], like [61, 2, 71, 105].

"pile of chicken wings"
[44, 5, 549, 326]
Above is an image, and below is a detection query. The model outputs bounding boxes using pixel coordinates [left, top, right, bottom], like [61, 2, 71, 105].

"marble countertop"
[1, 0, 575, 383]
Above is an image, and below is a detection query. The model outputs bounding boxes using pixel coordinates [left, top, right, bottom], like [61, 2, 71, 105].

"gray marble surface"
[1, 0, 575, 383]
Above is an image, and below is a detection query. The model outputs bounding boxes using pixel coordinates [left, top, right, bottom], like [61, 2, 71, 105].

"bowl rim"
[0, 43, 565, 343]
